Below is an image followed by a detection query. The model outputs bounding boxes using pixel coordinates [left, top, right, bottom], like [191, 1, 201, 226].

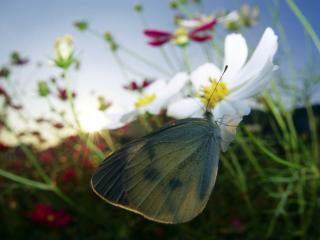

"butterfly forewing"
[91, 118, 220, 223]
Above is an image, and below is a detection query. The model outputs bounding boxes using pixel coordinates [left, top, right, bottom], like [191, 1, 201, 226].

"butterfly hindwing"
[91, 118, 220, 223]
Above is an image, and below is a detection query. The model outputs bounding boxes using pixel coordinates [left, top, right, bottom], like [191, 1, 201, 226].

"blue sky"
[1, 0, 320, 139]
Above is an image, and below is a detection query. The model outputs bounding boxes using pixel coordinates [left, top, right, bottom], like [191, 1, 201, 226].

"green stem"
[139, 114, 153, 132]
[21, 145, 51, 183]
[101, 129, 116, 152]
[121, 46, 171, 76]
[160, 47, 176, 72]
[286, 0, 320, 54]
[244, 127, 302, 169]
[0, 169, 53, 191]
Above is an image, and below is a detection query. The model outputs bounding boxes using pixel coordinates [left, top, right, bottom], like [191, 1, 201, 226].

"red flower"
[58, 88, 76, 101]
[39, 151, 55, 164]
[0, 142, 11, 152]
[144, 18, 217, 47]
[30, 203, 72, 228]
[61, 167, 76, 182]
[82, 159, 94, 169]
[123, 79, 154, 91]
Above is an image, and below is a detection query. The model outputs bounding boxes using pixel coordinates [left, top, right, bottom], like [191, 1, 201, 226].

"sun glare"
[79, 111, 106, 133]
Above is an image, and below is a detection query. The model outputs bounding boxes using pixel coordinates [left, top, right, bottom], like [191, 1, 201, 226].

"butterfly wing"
[91, 118, 220, 224]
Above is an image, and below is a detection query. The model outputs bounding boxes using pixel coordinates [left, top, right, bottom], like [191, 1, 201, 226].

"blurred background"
[1, 0, 319, 239]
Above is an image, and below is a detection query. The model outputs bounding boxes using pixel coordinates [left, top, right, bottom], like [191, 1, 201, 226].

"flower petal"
[144, 29, 172, 38]
[148, 38, 171, 46]
[164, 72, 189, 97]
[227, 62, 277, 100]
[189, 33, 212, 42]
[191, 63, 221, 90]
[192, 18, 217, 33]
[230, 27, 278, 89]
[144, 79, 167, 95]
[213, 100, 250, 151]
[167, 98, 202, 119]
[223, 33, 248, 87]
[120, 110, 139, 124]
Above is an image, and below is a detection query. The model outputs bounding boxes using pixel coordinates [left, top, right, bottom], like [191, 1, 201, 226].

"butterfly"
[91, 67, 229, 224]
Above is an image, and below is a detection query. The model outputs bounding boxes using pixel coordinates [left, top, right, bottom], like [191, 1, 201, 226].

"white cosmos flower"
[121, 72, 189, 123]
[168, 27, 278, 151]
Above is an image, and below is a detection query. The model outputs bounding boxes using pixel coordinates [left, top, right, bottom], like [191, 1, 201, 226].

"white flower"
[54, 34, 74, 68]
[121, 72, 189, 123]
[168, 27, 278, 151]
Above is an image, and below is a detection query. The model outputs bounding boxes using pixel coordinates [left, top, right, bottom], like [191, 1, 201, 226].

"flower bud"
[54, 35, 74, 69]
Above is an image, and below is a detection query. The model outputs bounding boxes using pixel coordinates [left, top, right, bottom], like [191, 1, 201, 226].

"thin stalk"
[244, 127, 302, 169]
[305, 101, 319, 165]
[20, 145, 51, 183]
[182, 47, 191, 72]
[100, 129, 116, 152]
[286, 0, 320, 54]
[139, 114, 152, 132]
[237, 129, 264, 176]
[121, 46, 171, 76]
[160, 47, 176, 72]
[0, 169, 53, 191]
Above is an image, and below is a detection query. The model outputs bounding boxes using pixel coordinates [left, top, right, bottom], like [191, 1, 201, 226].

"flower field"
[0, 0, 319, 239]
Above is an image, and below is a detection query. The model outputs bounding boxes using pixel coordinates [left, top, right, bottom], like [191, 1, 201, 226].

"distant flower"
[74, 20, 89, 32]
[0, 86, 11, 105]
[104, 32, 119, 52]
[121, 72, 189, 123]
[168, 28, 278, 151]
[30, 203, 72, 228]
[97, 96, 112, 112]
[58, 88, 76, 101]
[38, 81, 50, 97]
[123, 79, 154, 91]
[0, 67, 10, 78]
[10, 51, 29, 65]
[61, 167, 76, 182]
[144, 18, 217, 47]
[82, 158, 94, 169]
[0, 142, 11, 152]
[39, 151, 55, 164]
[54, 35, 74, 69]
[133, 3, 143, 13]
[220, 5, 259, 31]
[52, 122, 64, 129]
[10, 104, 23, 110]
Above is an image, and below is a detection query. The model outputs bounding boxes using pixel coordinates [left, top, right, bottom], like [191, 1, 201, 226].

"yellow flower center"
[173, 27, 189, 46]
[135, 94, 156, 108]
[175, 27, 188, 37]
[200, 78, 229, 109]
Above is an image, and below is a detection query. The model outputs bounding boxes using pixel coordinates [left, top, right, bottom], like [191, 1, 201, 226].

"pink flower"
[30, 203, 72, 228]
[144, 30, 173, 46]
[144, 18, 217, 47]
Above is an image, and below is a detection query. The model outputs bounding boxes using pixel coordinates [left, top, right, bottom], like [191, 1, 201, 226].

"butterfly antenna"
[205, 65, 228, 112]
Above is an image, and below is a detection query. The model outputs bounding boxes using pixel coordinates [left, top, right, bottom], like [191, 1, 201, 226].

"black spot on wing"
[168, 178, 183, 190]
[143, 168, 160, 182]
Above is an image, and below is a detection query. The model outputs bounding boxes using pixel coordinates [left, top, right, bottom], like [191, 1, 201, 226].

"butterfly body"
[91, 111, 221, 223]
